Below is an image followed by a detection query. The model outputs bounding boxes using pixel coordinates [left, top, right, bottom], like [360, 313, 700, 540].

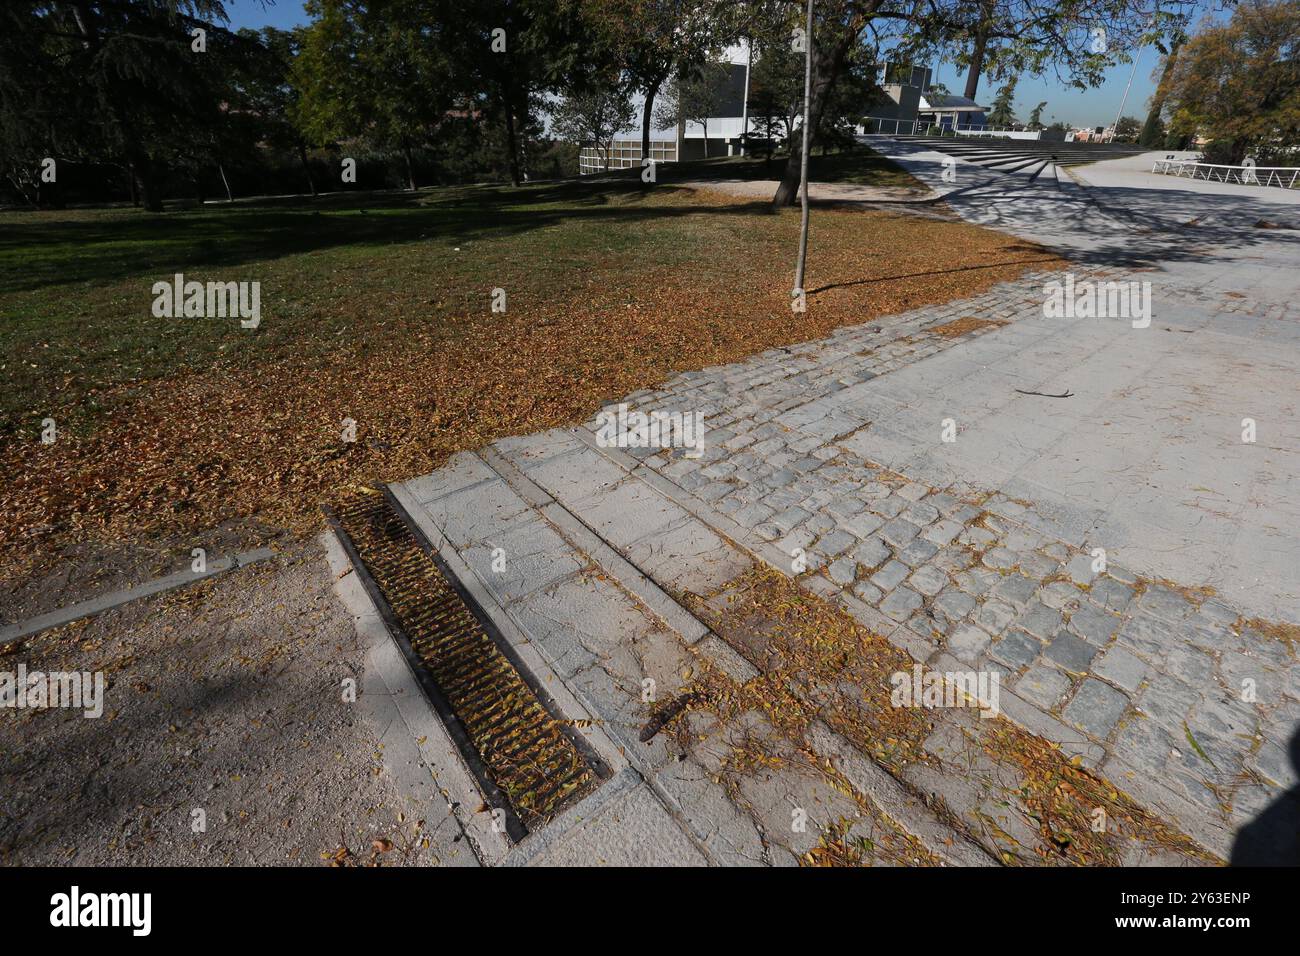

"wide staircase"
[894, 135, 1146, 188]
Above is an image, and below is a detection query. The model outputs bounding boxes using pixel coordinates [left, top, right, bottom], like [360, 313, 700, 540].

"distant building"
[916, 93, 988, 131]
[577, 42, 752, 174]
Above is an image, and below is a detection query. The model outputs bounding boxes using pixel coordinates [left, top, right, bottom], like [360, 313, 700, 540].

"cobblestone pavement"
[372, 149, 1299, 865]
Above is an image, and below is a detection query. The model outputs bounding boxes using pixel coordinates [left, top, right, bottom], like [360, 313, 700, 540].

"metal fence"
[1152, 159, 1300, 190]
[862, 118, 1041, 139]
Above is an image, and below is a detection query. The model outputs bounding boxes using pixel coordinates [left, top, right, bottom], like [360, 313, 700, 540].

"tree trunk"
[503, 106, 522, 186]
[298, 143, 317, 197]
[218, 162, 233, 202]
[772, 29, 854, 207]
[641, 74, 664, 162]
[963, 0, 996, 101]
[127, 162, 138, 206]
[403, 143, 417, 190]
[702, 121, 709, 158]
[132, 151, 163, 212]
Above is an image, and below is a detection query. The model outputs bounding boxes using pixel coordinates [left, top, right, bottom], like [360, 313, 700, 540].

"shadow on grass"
[807, 251, 1059, 295]
[0, 178, 777, 295]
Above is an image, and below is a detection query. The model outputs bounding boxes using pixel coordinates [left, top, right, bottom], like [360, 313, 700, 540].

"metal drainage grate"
[328, 490, 602, 838]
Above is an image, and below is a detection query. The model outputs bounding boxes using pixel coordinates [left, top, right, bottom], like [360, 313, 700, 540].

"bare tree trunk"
[127, 162, 138, 206]
[503, 106, 522, 186]
[403, 143, 417, 190]
[218, 162, 233, 202]
[298, 143, 317, 197]
[963, 0, 996, 101]
[641, 74, 665, 162]
[773, 29, 854, 207]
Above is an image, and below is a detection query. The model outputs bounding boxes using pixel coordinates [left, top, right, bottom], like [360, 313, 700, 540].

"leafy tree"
[1161, 0, 1299, 164]
[585, 0, 731, 162]
[233, 27, 319, 197]
[294, 0, 455, 191]
[1027, 101, 1048, 129]
[656, 60, 732, 156]
[552, 79, 637, 170]
[1112, 114, 1142, 141]
[1, 1, 238, 211]
[766, 0, 1192, 205]
[986, 78, 1018, 126]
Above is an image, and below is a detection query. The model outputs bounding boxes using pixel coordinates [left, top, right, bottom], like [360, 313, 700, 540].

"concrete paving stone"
[981, 547, 1018, 570]
[733, 502, 776, 528]
[973, 599, 1017, 634]
[524, 784, 707, 866]
[843, 511, 885, 539]
[870, 559, 911, 592]
[580, 480, 692, 549]
[405, 450, 497, 503]
[922, 518, 964, 546]
[897, 482, 929, 501]
[1218, 649, 1286, 705]
[948, 624, 993, 664]
[816, 530, 857, 558]
[961, 526, 998, 547]
[880, 518, 922, 548]
[955, 567, 1000, 596]
[804, 513, 837, 536]
[908, 565, 950, 597]
[1038, 580, 1084, 611]
[925, 492, 960, 513]
[1016, 663, 1074, 710]
[869, 496, 907, 519]
[1017, 601, 1064, 639]
[772, 506, 813, 534]
[880, 586, 924, 621]
[1016, 552, 1059, 581]
[1136, 585, 1197, 623]
[933, 546, 974, 573]
[1133, 674, 1203, 732]
[828, 558, 858, 587]
[1045, 631, 1099, 673]
[933, 587, 977, 621]
[1115, 614, 1178, 660]
[902, 501, 940, 526]
[422, 477, 534, 547]
[1064, 678, 1130, 738]
[1110, 718, 1175, 777]
[754, 522, 782, 541]
[948, 503, 981, 523]
[852, 536, 892, 570]
[1062, 552, 1098, 585]
[653, 759, 766, 866]
[1163, 646, 1216, 685]
[626, 518, 753, 596]
[1068, 602, 1121, 646]
[991, 572, 1039, 608]
[825, 496, 866, 520]
[853, 581, 883, 606]
[897, 538, 940, 568]
[1092, 645, 1149, 693]
[990, 630, 1043, 669]
[462, 517, 588, 606]
[1251, 740, 1299, 789]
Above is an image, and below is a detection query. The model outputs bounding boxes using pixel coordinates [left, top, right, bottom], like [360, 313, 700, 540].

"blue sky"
[220, 0, 1184, 129]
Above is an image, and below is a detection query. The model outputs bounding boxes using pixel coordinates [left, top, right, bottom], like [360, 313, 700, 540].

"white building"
[578, 42, 752, 174]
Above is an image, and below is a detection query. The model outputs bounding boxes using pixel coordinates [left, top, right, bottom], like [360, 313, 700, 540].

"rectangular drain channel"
[327, 490, 605, 841]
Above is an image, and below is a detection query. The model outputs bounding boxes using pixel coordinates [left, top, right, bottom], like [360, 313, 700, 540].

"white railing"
[863, 117, 1040, 139]
[1152, 159, 1300, 189]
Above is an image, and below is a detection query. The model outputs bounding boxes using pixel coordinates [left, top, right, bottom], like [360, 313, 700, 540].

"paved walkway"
[354, 144, 1300, 866]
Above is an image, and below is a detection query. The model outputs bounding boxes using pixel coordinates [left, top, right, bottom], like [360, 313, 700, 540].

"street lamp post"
[792, 0, 814, 309]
